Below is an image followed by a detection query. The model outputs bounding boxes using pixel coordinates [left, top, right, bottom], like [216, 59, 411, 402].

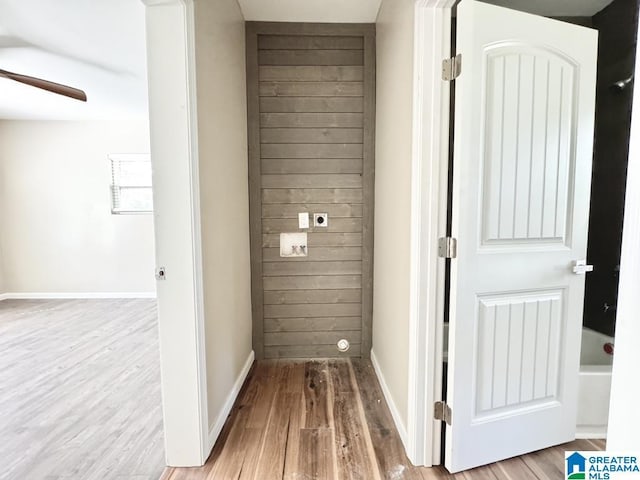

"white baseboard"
[0, 292, 157, 300]
[207, 350, 255, 450]
[371, 349, 409, 450]
[576, 427, 607, 440]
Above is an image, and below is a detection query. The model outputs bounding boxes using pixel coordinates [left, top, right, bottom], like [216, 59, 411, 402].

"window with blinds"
[109, 154, 153, 214]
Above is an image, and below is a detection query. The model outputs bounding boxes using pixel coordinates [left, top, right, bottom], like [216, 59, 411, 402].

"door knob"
[573, 260, 594, 275]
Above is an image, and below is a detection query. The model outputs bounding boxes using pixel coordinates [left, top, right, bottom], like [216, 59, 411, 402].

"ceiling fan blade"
[0, 68, 87, 102]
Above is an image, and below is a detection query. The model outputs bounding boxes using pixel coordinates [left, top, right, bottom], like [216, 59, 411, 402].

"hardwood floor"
[162, 359, 604, 480]
[0, 298, 164, 480]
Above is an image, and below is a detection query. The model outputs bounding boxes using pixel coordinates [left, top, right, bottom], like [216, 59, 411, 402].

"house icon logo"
[566, 452, 587, 479]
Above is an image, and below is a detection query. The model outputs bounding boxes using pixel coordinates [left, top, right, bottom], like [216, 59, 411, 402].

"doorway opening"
[437, 0, 639, 472]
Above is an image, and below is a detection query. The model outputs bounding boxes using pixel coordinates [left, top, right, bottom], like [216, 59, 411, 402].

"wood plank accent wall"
[246, 23, 375, 359]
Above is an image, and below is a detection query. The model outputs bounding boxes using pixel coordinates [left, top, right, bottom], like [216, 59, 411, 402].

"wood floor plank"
[235, 428, 264, 480]
[333, 391, 382, 480]
[420, 466, 458, 479]
[296, 429, 336, 480]
[461, 466, 500, 480]
[0, 299, 164, 480]
[206, 406, 252, 480]
[253, 392, 300, 480]
[303, 361, 331, 429]
[490, 457, 538, 480]
[328, 359, 354, 393]
[282, 393, 304, 480]
[246, 361, 282, 429]
[520, 444, 564, 480]
[163, 360, 606, 480]
[283, 361, 306, 394]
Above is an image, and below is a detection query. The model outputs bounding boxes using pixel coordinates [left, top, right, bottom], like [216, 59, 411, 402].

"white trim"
[576, 429, 607, 440]
[371, 349, 409, 448]
[143, 0, 209, 466]
[0, 292, 156, 299]
[207, 350, 255, 449]
[181, 0, 210, 464]
[407, 0, 456, 467]
[606, 22, 640, 450]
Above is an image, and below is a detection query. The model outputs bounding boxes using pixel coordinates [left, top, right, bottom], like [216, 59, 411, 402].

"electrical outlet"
[314, 213, 328, 227]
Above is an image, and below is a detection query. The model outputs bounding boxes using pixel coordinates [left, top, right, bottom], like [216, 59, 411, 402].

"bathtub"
[442, 324, 613, 438]
[577, 327, 614, 439]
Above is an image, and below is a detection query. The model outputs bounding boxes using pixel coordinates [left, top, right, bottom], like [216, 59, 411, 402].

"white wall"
[193, 0, 254, 437]
[0, 120, 155, 295]
[372, 0, 415, 429]
[0, 200, 5, 295]
[607, 28, 640, 450]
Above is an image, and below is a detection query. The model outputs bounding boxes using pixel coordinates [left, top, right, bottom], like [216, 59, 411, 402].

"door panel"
[446, 1, 597, 472]
[481, 47, 577, 246]
[247, 23, 375, 359]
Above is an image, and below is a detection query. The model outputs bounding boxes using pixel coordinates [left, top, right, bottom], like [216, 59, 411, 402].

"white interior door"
[446, 0, 598, 472]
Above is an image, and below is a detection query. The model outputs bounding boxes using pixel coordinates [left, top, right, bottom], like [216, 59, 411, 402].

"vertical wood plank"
[303, 360, 331, 429]
[247, 23, 265, 359]
[252, 391, 298, 479]
[283, 393, 304, 480]
[296, 429, 336, 480]
[360, 27, 376, 359]
[246, 361, 281, 429]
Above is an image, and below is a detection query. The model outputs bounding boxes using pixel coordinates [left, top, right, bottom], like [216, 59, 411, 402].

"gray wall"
[248, 26, 374, 359]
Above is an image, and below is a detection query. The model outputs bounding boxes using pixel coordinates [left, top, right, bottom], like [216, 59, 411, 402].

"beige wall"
[0, 153, 4, 293]
[0, 208, 4, 294]
[194, 0, 254, 433]
[0, 120, 155, 295]
[373, 0, 415, 428]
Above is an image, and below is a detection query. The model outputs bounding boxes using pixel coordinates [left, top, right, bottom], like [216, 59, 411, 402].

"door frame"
[245, 22, 376, 360]
[409, 0, 640, 468]
[407, 0, 456, 466]
[142, 0, 210, 466]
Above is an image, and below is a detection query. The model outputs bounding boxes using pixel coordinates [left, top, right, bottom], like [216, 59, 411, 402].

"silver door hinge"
[442, 54, 462, 81]
[438, 237, 457, 259]
[434, 401, 452, 425]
